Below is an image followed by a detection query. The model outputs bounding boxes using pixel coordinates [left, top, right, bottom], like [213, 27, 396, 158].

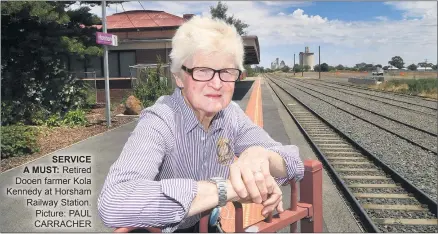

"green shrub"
[133, 63, 173, 108]
[45, 114, 63, 127]
[1, 59, 89, 126]
[386, 78, 437, 95]
[1, 125, 40, 159]
[62, 109, 88, 126]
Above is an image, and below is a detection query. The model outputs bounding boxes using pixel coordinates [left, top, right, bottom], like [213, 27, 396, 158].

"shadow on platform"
[232, 80, 254, 101]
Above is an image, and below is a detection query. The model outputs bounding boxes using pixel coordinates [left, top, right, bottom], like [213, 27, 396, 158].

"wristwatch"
[209, 177, 227, 207]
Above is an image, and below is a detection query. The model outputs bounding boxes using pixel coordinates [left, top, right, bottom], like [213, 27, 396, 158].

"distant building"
[299, 46, 315, 70]
[280, 60, 286, 69]
[271, 57, 287, 69]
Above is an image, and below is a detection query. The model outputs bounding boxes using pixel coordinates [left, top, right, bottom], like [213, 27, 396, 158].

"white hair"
[169, 16, 245, 74]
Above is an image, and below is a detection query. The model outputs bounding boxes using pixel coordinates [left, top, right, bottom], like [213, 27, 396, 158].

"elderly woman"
[97, 16, 304, 233]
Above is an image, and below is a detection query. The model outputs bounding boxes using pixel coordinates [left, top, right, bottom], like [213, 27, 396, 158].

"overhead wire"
[138, 1, 160, 27]
[120, 2, 138, 30]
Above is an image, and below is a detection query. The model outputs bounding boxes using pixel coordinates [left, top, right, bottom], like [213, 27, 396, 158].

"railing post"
[199, 210, 211, 233]
[233, 202, 244, 233]
[290, 180, 298, 232]
[300, 160, 323, 233]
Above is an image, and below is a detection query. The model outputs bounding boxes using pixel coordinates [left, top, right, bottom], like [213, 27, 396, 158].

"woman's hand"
[229, 146, 276, 204]
[229, 145, 284, 216]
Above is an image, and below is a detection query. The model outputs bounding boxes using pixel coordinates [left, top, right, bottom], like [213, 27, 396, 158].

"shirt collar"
[172, 88, 226, 133]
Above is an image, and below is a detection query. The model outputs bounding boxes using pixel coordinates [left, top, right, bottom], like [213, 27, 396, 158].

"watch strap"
[209, 177, 227, 207]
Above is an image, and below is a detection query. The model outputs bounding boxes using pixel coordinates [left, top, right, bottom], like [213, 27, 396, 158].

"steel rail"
[314, 79, 437, 110]
[293, 78, 436, 117]
[270, 77, 436, 154]
[265, 75, 437, 225]
[276, 77, 437, 138]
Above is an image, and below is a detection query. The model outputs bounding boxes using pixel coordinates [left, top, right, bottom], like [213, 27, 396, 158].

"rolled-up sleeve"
[233, 107, 304, 186]
[97, 109, 198, 230]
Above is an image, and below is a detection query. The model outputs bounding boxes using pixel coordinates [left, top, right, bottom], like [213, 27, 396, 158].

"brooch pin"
[216, 137, 234, 165]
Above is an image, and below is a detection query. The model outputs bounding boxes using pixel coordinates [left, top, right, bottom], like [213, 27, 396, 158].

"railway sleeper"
[373, 218, 438, 225]
[350, 187, 407, 194]
[354, 193, 414, 199]
[338, 170, 387, 177]
[317, 147, 358, 152]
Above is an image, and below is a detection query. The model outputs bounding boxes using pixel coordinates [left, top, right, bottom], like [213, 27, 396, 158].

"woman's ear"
[173, 72, 184, 89]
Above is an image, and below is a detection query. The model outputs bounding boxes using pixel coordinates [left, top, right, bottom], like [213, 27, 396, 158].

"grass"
[369, 78, 437, 99]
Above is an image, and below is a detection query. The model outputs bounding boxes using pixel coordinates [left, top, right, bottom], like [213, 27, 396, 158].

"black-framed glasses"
[182, 65, 242, 82]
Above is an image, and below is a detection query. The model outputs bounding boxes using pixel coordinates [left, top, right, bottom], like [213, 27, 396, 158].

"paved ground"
[0, 78, 362, 233]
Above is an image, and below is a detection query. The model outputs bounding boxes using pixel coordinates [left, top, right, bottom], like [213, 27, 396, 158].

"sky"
[72, 1, 437, 69]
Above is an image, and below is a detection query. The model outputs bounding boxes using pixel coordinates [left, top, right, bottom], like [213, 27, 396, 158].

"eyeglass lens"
[193, 68, 240, 81]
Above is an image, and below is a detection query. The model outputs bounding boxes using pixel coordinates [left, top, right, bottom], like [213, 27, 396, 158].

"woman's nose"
[209, 72, 223, 89]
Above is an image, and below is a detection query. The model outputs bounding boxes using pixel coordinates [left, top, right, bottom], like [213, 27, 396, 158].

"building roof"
[242, 35, 260, 65]
[94, 10, 261, 65]
[95, 10, 187, 30]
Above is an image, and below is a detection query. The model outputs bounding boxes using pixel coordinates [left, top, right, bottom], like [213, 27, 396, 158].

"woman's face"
[176, 52, 238, 116]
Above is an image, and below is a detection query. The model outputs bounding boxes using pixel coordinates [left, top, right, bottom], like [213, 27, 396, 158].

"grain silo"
[299, 47, 315, 70]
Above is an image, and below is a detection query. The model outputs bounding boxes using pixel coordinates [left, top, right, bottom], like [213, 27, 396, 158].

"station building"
[68, 10, 260, 103]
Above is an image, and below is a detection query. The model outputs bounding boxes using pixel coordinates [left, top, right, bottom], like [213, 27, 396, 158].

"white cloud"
[374, 16, 388, 21]
[384, 1, 437, 20]
[69, 1, 437, 67]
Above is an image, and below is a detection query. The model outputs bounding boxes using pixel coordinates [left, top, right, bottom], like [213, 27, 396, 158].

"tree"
[432, 64, 437, 70]
[407, 64, 417, 71]
[303, 65, 310, 72]
[335, 64, 345, 70]
[210, 1, 249, 35]
[388, 56, 404, 69]
[320, 63, 329, 72]
[294, 65, 303, 73]
[1, 1, 104, 125]
[314, 64, 320, 72]
[281, 66, 290, 73]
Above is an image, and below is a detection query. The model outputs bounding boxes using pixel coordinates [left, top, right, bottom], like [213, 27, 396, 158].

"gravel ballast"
[286, 78, 437, 135]
[280, 78, 437, 153]
[269, 78, 437, 201]
[315, 80, 438, 110]
[307, 79, 437, 114]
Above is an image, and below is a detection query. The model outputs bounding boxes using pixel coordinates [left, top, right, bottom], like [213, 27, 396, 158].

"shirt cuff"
[267, 145, 305, 185]
[161, 179, 198, 222]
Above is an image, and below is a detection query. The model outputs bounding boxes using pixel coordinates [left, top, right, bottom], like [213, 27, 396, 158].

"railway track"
[264, 76, 437, 233]
[291, 78, 436, 117]
[314, 79, 437, 110]
[275, 77, 437, 137]
[268, 76, 436, 154]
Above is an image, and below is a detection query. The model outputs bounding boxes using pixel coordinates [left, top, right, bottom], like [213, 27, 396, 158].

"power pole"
[102, 0, 111, 128]
[319, 46, 321, 79]
[302, 47, 304, 77]
[293, 53, 296, 76]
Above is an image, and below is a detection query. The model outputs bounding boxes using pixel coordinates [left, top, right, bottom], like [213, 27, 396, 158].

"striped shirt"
[97, 88, 304, 232]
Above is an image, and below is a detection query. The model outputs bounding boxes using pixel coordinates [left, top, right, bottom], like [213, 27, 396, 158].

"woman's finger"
[253, 171, 268, 201]
[277, 200, 284, 213]
[262, 191, 281, 207]
[229, 164, 248, 198]
[261, 162, 274, 195]
[262, 196, 282, 216]
[241, 167, 262, 204]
